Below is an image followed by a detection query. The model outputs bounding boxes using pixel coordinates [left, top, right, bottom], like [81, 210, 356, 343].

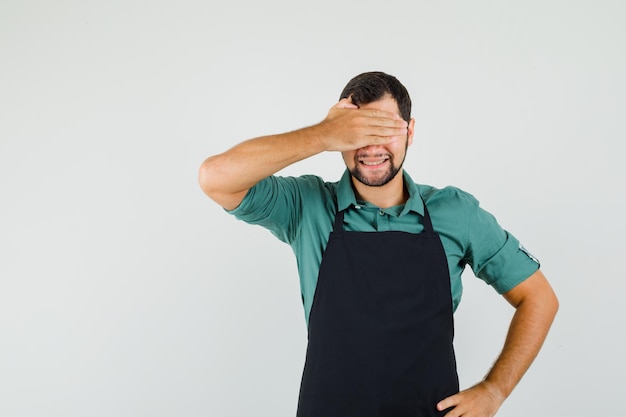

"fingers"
[333, 98, 406, 125]
[348, 115, 408, 148]
[365, 118, 409, 143]
[437, 394, 459, 415]
[367, 113, 408, 130]
[436, 385, 503, 417]
[323, 100, 409, 151]
[368, 127, 405, 143]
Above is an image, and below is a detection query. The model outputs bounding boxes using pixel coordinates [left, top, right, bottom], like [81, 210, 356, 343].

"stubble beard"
[349, 141, 408, 187]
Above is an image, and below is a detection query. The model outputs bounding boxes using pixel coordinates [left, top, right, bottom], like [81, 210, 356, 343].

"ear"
[407, 118, 416, 146]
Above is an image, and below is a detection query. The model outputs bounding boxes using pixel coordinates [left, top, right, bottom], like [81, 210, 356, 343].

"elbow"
[537, 280, 559, 321]
[198, 155, 222, 199]
[550, 290, 560, 319]
[198, 155, 247, 210]
[507, 269, 559, 321]
[538, 283, 559, 325]
[543, 274, 559, 318]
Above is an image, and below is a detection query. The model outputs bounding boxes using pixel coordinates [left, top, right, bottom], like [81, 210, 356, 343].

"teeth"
[361, 159, 387, 166]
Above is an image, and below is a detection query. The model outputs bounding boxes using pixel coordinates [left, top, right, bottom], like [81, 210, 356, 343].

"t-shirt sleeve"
[225, 175, 310, 244]
[463, 196, 541, 294]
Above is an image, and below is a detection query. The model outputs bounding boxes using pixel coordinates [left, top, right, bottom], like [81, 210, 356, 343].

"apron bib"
[296, 204, 459, 417]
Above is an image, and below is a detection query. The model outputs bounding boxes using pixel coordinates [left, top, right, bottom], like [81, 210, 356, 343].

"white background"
[1, 1, 625, 416]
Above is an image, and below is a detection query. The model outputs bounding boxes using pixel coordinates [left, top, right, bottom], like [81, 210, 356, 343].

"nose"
[357, 145, 387, 155]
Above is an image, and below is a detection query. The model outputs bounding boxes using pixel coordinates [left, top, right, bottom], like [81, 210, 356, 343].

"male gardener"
[198, 71, 558, 417]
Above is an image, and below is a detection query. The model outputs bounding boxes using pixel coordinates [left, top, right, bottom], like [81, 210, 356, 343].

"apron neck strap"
[333, 199, 435, 234]
[421, 203, 435, 233]
[333, 209, 346, 233]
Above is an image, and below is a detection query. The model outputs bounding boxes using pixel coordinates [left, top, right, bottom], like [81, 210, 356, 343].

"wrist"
[301, 121, 333, 153]
[481, 378, 508, 403]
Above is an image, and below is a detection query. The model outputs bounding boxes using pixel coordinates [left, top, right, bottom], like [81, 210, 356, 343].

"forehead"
[359, 94, 400, 115]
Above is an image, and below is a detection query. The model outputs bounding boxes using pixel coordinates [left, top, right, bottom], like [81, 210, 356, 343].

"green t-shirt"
[228, 170, 540, 325]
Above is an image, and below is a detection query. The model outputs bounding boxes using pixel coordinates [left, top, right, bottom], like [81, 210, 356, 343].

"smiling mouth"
[357, 155, 390, 167]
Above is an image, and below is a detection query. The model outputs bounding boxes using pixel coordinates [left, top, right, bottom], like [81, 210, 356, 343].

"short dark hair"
[339, 72, 411, 122]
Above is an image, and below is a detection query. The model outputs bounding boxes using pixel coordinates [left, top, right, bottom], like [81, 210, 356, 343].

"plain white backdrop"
[1, 1, 624, 416]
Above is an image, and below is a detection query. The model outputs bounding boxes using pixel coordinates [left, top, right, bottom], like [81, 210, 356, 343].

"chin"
[351, 167, 400, 187]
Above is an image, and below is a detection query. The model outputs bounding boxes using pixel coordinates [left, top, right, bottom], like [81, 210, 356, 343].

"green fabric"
[228, 170, 540, 325]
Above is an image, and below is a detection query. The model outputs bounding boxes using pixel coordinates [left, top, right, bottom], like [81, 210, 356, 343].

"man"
[198, 71, 558, 417]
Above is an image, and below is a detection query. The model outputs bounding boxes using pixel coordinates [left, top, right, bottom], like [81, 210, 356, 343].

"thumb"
[335, 96, 358, 109]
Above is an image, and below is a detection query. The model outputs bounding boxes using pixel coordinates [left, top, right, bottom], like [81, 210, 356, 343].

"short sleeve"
[226, 175, 311, 244]
[465, 199, 541, 294]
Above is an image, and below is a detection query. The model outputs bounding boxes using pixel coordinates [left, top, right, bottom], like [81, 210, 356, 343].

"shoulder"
[229, 174, 337, 244]
[417, 184, 480, 213]
[415, 185, 481, 244]
[297, 174, 336, 189]
[270, 174, 335, 189]
[248, 174, 332, 196]
[257, 174, 340, 211]
[230, 174, 332, 217]
[277, 174, 339, 200]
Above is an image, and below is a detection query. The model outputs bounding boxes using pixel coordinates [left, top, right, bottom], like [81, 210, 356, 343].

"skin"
[437, 269, 558, 417]
[340, 95, 414, 208]
[198, 96, 559, 416]
[199, 95, 411, 210]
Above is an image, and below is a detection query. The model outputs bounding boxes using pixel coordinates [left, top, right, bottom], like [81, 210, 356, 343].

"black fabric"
[296, 205, 459, 417]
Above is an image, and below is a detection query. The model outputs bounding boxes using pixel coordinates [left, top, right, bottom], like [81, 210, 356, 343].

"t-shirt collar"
[336, 169, 425, 216]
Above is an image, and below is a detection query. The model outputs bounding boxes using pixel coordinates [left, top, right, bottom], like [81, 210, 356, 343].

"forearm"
[198, 124, 327, 208]
[198, 99, 408, 209]
[482, 289, 558, 400]
[481, 269, 559, 406]
[437, 270, 558, 416]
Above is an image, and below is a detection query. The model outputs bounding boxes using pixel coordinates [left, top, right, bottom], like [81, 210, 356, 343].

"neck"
[351, 170, 408, 209]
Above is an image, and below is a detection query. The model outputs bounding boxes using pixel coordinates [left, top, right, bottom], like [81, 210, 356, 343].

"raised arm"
[198, 98, 408, 210]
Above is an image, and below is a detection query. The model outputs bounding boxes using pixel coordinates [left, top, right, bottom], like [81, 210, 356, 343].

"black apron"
[296, 203, 459, 417]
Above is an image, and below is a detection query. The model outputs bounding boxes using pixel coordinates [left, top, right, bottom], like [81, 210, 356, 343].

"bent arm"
[198, 127, 327, 210]
[438, 269, 559, 416]
[198, 99, 408, 210]
[484, 269, 559, 399]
